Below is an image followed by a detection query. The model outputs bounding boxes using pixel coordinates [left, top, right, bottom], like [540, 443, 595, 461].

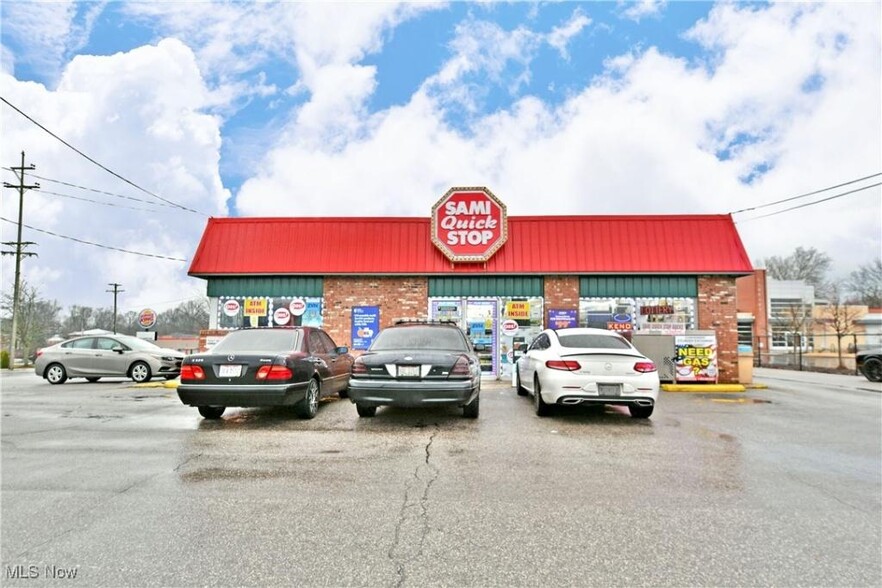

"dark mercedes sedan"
[177, 327, 352, 420]
[348, 321, 482, 418]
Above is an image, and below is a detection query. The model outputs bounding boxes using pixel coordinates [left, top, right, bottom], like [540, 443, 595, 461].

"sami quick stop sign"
[431, 187, 508, 262]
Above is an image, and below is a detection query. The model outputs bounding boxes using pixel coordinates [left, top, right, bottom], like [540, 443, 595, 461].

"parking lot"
[2, 368, 880, 587]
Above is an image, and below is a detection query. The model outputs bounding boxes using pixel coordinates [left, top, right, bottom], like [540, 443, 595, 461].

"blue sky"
[1, 1, 879, 311]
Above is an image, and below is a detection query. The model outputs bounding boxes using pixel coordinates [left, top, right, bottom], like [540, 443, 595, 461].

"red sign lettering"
[431, 187, 507, 262]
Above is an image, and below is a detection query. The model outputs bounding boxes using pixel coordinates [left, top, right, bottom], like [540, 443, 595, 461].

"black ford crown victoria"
[348, 321, 482, 418]
[177, 327, 353, 420]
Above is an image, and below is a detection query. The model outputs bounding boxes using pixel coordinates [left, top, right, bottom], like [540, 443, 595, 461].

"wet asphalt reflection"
[1, 372, 880, 587]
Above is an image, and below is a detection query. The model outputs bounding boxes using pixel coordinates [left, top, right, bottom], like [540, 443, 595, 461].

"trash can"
[738, 344, 753, 384]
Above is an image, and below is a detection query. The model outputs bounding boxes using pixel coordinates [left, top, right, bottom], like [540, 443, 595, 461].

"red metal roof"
[188, 215, 753, 276]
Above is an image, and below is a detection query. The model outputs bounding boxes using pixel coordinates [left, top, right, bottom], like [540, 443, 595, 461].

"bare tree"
[847, 258, 882, 307]
[764, 246, 832, 298]
[817, 285, 864, 369]
[1, 281, 62, 362]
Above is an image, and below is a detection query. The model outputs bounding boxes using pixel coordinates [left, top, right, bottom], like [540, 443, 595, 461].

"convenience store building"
[188, 187, 754, 382]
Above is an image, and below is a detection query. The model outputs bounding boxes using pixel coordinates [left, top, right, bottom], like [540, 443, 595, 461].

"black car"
[347, 321, 482, 418]
[856, 347, 882, 382]
[177, 327, 353, 420]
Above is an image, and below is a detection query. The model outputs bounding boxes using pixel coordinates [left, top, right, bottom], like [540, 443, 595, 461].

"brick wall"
[543, 276, 579, 326]
[698, 276, 738, 383]
[323, 276, 429, 349]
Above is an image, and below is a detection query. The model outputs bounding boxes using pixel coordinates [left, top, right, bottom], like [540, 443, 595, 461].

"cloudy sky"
[1, 1, 880, 313]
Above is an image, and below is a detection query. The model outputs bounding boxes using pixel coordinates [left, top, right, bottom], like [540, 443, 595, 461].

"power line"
[33, 188, 174, 213]
[1, 96, 209, 217]
[735, 182, 881, 223]
[0, 217, 188, 261]
[730, 172, 881, 214]
[2, 169, 178, 209]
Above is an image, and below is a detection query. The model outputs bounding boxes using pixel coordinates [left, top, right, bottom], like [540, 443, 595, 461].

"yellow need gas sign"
[244, 297, 268, 317]
[505, 301, 530, 320]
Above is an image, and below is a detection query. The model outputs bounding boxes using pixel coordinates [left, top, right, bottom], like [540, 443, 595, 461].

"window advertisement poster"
[302, 300, 323, 327]
[431, 299, 463, 328]
[548, 309, 578, 329]
[217, 297, 323, 329]
[674, 333, 718, 383]
[352, 306, 380, 350]
[504, 300, 530, 321]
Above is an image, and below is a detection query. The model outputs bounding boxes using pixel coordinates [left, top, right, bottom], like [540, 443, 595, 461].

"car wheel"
[629, 404, 654, 419]
[130, 361, 152, 383]
[533, 375, 552, 417]
[296, 378, 320, 419]
[462, 393, 480, 419]
[515, 367, 528, 396]
[45, 363, 67, 385]
[85, 377, 100, 383]
[862, 358, 882, 382]
[198, 406, 225, 420]
[356, 404, 377, 418]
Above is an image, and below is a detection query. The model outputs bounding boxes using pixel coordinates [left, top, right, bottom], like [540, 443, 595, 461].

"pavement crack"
[388, 429, 440, 588]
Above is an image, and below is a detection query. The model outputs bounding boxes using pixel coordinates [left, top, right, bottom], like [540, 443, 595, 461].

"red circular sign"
[289, 298, 307, 316]
[223, 299, 241, 317]
[274, 307, 291, 325]
[138, 308, 157, 329]
[431, 187, 507, 262]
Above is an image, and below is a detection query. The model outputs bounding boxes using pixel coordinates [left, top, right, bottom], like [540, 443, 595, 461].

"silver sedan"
[34, 334, 184, 384]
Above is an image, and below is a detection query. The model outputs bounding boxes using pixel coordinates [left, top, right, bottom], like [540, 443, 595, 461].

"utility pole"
[107, 283, 123, 334]
[2, 152, 39, 371]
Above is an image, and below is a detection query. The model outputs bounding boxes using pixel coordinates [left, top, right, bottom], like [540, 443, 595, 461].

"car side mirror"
[335, 346, 349, 355]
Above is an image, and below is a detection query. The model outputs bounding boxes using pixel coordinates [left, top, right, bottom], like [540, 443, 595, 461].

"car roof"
[548, 328, 624, 336]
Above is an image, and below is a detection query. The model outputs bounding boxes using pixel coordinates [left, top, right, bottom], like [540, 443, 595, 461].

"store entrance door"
[464, 299, 497, 377]
[429, 297, 499, 378]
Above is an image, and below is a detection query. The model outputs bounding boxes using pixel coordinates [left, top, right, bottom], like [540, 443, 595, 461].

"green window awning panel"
[429, 277, 544, 297]
[207, 277, 324, 298]
[579, 276, 697, 298]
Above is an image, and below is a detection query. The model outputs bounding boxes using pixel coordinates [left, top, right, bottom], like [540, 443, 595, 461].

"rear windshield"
[370, 326, 469, 351]
[557, 333, 632, 350]
[211, 329, 301, 353]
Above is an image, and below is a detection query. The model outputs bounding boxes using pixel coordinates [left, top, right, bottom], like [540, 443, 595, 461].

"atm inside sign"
[244, 298, 268, 316]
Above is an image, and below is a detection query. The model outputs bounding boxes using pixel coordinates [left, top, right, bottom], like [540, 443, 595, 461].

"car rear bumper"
[348, 378, 479, 407]
[537, 370, 660, 405]
[177, 381, 309, 408]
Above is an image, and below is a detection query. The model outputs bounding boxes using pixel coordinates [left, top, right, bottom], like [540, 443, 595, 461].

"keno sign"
[431, 186, 508, 263]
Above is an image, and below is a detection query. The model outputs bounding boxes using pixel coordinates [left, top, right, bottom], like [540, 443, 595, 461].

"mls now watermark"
[5, 565, 79, 580]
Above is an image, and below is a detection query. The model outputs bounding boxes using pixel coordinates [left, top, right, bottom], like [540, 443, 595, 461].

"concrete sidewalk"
[754, 366, 881, 393]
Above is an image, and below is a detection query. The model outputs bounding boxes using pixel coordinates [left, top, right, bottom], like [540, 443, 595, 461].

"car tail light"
[35, 348, 43, 358]
[351, 357, 368, 376]
[181, 365, 205, 381]
[634, 361, 657, 373]
[256, 365, 293, 380]
[448, 356, 471, 378]
[545, 360, 580, 371]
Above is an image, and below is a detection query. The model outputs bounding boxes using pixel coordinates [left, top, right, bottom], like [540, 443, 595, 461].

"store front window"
[579, 297, 695, 335]
[429, 297, 544, 378]
[216, 296, 323, 330]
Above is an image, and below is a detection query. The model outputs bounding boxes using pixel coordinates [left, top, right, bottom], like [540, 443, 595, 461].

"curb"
[662, 384, 746, 393]
[132, 379, 179, 389]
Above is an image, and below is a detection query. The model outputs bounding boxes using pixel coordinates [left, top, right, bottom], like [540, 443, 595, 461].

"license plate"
[398, 365, 420, 378]
[219, 365, 242, 378]
[598, 384, 621, 396]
